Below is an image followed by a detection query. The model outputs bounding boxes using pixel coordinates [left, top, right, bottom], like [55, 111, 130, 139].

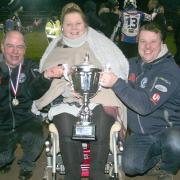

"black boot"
[53, 113, 83, 180]
[60, 141, 83, 180]
[0, 164, 11, 174]
[89, 105, 114, 180]
[90, 144, 109, 180]
[18, 169, 32, 180]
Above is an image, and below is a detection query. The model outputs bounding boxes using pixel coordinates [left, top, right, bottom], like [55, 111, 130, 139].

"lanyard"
[8, 63, 22, 106]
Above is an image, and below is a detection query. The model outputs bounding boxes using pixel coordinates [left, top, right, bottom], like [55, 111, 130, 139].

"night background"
[0, 0, 179, 32]
[0, 0, 179, 14]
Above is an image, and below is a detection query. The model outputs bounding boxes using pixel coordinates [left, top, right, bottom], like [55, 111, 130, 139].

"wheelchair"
[43, 121, 125, 180]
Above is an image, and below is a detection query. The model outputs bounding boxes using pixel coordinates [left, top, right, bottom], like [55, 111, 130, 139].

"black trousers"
[0, 118, 44, 171]
[53, 105, 115, 179]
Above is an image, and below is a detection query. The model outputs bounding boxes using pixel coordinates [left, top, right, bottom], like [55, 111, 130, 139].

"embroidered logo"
[155, 84, 167, 92]
[159, 77, 171, 85]
[150, 93, 160, 104]
[128, 73, 136, 82]
[140, 77, 148, 88]
[19, 73, 26, 83]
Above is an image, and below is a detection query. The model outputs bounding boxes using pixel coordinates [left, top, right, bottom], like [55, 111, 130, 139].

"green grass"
[0, 31, 176, 62]
[165, 32, 176, 55]
[24, 32, 48, 61]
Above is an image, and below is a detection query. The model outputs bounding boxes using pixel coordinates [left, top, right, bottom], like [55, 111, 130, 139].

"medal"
[8, 63, 22, 106]
[12, 98, 19, 106]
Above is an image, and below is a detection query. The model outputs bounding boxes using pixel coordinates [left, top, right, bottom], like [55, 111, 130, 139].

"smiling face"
[62, 12, 87, 39]
[1, 31, 26, 67]
[138, 30, 162, 63]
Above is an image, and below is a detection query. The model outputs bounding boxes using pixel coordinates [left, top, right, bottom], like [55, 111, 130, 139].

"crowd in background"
[0, 1, 180, 180]
[0, 0, 179, 64]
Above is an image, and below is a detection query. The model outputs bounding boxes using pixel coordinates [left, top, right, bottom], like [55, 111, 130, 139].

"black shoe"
[18, 169, 32, 180]
[0, 165, 11, 174]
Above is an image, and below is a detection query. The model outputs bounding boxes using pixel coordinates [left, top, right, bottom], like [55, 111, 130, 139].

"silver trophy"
[71, 54, 102, 140]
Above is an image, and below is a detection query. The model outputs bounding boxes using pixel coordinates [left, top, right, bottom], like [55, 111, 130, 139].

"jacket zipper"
[137, 114, 145, 134]
[136, 66, 145, 134]
[164, 109, 173, 127]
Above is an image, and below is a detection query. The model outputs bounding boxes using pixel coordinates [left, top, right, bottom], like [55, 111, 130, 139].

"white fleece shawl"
[39, 27, 129, 79]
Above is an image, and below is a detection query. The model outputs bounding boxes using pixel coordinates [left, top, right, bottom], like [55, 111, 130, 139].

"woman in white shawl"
[34, 3, 129, 180]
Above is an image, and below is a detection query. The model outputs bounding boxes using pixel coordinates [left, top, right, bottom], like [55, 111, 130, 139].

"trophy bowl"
[71, 64, 101, 97]
[71, 57, 102, 140]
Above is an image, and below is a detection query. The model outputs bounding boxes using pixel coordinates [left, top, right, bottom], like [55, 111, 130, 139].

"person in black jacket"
[83, 0, 104, 32]
[147, 0, 167, 42]
[0, 30, 63, 179]
[100, 23, 180, 180]
[172, 6, 180, 65]
[99, 0, 119, 39]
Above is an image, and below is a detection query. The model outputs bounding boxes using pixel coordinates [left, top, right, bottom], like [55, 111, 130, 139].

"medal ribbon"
[8, 63, 22, 97]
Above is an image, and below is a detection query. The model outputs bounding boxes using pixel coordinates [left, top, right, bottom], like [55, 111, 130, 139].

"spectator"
[33, 2, 129, 180]
[33, 17, 42, 32]
[83, 0, 105, 32]
[0, 30, 62, 179]
[147, 0, 167, 41]
[45, 14, 61, 43]
[172, 6, 180, 65]
[98, 2, 110, 16]
[12, 15, 22, 32]
[100, 22, 180, 180]
[5, 16, 14, 32]
[113, 0, 157, 58]
[99, 0, 120, 38]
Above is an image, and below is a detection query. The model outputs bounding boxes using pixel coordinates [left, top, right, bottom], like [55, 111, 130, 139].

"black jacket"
[0, 59, 51, 132]
[112, 52, 180, 134]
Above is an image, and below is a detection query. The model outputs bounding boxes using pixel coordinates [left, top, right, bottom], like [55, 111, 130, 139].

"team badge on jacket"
[140, 77, 148, 88]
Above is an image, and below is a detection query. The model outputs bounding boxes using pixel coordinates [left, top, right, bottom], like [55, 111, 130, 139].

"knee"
[122, 155, 145, 175]
[122, 160, 136, 175]
[162, 128, 180, 153]
[53, 113, 75, 138]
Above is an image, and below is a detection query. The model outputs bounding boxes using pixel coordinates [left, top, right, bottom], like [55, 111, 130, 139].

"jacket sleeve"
[26, 61, 51, 100]
[112, 72, 178, 115]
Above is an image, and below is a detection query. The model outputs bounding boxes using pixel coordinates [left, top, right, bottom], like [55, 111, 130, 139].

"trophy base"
[72, 123, 96, 140]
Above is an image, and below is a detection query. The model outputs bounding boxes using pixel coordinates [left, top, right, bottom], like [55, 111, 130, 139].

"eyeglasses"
[5, 43, 26, 50]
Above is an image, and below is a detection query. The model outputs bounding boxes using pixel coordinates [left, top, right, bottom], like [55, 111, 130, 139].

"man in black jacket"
[100, 23, 180, 180]
[172, 6, 180, 65]
[0, 30, 63, 180]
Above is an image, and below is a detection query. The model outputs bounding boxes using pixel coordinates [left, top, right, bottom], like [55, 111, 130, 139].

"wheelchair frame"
[43, 122, 124, 180]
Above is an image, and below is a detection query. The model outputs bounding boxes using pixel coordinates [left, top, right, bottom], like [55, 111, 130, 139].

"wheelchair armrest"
[111, 121, 121, 133]
[49, 123, 59, 134]
[49, 123, 60, 154]
[110, 121, 121, 153]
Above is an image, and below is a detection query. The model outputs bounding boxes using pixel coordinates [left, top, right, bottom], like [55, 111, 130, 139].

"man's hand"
[44, 65, 64, 79]
[100, 72, 118, 88]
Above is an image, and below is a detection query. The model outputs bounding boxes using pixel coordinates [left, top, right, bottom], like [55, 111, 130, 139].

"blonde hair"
[60, 2, 87, 26]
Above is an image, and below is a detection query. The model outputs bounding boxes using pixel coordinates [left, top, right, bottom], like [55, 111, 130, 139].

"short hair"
[1, 30, 26, 46]
[139, 23, 163, 41]
[60, 3, 88, 27]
